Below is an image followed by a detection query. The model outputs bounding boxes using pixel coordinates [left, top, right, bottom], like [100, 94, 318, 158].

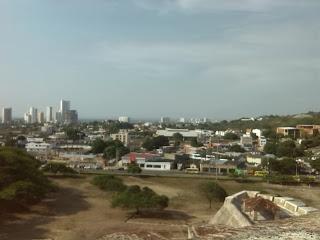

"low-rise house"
[296, 125, 320, 137]
[119, 152, 172, 171]
[276, 127, 300, 138]
[200, 159, 237, 174]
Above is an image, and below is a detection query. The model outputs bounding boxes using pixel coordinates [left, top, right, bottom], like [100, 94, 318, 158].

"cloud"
[132, 0, 313, 13]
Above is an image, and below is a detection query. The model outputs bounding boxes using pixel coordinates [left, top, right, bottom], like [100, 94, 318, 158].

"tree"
[224, 133, 239, 140]
[103, 140, 129, 160]
[191, 138, 203, 147]
[276, 140, 304, 158]
[42, 162, 77, 174]
[142, 136, 169, 151]
[310, 158, 320, 172]
[264, 142, 277, 155]
[263, 158, 296, 175]
[172, 133, 183, 146]
[64, 127, 82, 141]
[200, 182, 227, 209]
[91, 139, 107, 154]
[127, 163, 142, 174]
[229, 144, 245, 153]
[112, 185, 169, 214]
[92, 175, 126, 192]
[0, 148, 52, 211]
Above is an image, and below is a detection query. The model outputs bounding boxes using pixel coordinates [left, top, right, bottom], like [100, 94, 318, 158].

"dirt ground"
[1, 176, 320, 240]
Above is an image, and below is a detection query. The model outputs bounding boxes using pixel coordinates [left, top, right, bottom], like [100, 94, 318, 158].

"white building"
[26, 142, 51, 153]
[2, 108, 12, 124]
[118, 116, 129, 123]
[160, 117, 170, 123]
[46, 106, 54, 122]
[156, 128, 199, 138]
[252, 129, 262, 138]
[143, 160, 172, 171]
[29, 107, 38, 124]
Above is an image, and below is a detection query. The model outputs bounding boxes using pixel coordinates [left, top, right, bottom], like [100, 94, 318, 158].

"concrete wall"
[210, 190, 318, 228]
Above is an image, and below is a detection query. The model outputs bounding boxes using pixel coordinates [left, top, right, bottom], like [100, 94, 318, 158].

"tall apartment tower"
[2, 108, 12, 124]
[46, 106, 53, 122]
[29, 107, 38, 124]
[38, 112, 45, 124]
[59, 99, 70, 123]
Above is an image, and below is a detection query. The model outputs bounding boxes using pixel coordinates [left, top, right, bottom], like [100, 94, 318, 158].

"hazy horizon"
[1, 0, 320, 119]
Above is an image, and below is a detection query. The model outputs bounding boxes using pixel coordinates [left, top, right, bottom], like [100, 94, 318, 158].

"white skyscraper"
[2, 108, 12, 124]
[118, 116, 129, 123]
[46, 106, 53, 122]
[29, 107, 38, 124]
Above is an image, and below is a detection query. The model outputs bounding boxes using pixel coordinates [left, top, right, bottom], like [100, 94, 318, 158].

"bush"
[264, 175, 297, 185]
[127, 163, 142, 174]
[92, 175, 126, 192]
[112, 185, 169, 214]
[42, 162, 77, 174]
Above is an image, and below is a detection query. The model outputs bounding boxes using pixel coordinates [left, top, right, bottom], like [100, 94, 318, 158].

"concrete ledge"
[298, 207, 318, 215]
[257, 194, 274, 202]
[284, 200, 306, 213]
[274, 197, 294, 207]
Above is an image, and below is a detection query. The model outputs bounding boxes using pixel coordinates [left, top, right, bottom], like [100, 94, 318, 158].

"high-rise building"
[46, 106, 53, 122]
[160, 117, 170, 123]
[119, 116, 129, 123]
[65, 110, 78, 124]
[59, 99, 70, 122]
[2, 108, 12, 124]
[38, 112, 45, 124]
[29, 107, 38, 124]
[24, 113, 32, 124]
[55, 112, 62, 123]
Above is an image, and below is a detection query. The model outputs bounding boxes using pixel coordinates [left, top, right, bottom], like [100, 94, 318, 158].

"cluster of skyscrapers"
[23, 99, 78, 124]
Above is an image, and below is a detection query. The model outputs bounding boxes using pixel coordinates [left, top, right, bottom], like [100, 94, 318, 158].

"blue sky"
[1, 0, 320, 119]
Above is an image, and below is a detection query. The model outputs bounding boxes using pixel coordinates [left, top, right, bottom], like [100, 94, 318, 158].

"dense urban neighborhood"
[2, 105, 320, 239]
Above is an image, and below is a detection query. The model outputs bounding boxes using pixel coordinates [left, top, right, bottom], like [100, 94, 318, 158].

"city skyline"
[1, 0, 320, 119]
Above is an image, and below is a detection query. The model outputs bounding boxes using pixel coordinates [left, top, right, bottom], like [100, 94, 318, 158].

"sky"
[0, 0, 320, 120]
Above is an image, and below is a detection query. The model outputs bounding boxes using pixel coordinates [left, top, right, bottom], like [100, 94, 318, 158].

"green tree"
[91, 139, 107, 154]
[224, 133, 239, 140]
[200, 182, 227, 209]
[229, 144, 245, 153]
[191, 138, 203, 147]
[92, 175, 126, 192]
[112, 185, 169, 214]
[42, 162, 77, 174]
[310, 158, 320, 172]
[277, 140, 304, 158]
[142, 136, 169, 151]
[0, 148, 52, 211]
[264, 142, 277, 155]
[127, 163, 142, 174]
[172, 133, 183, 146]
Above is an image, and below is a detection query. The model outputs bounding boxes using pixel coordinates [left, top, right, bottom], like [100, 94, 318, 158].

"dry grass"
[0, 175, 319, 240]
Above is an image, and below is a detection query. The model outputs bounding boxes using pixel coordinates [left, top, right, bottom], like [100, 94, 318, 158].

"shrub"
[127, 163, 142, 174]
[92, 175, 126, 192]
[42, 162, 77, 174]
[112, 185, 169, 214]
